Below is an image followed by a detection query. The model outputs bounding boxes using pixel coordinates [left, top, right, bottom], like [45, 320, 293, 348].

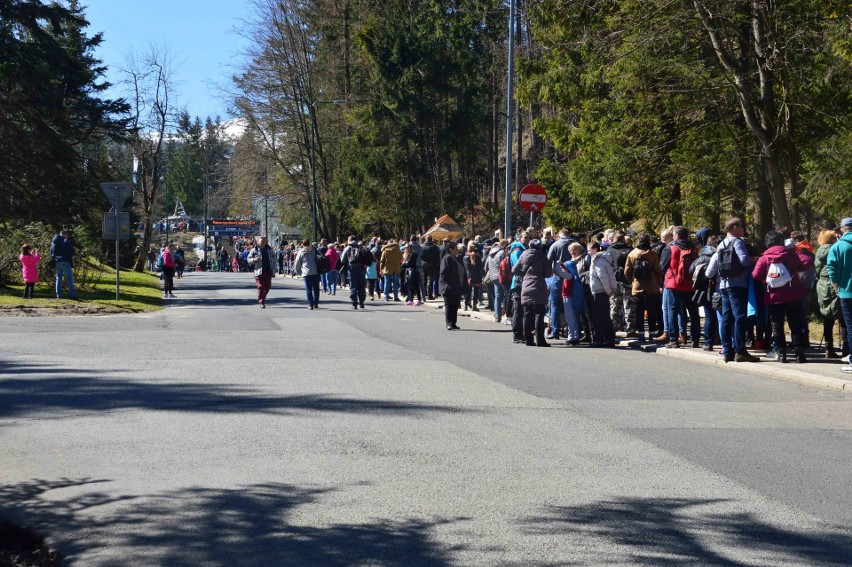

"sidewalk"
[423, 297, 852, 392]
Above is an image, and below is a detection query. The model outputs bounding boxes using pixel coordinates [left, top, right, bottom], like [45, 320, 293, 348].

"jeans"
[328, 270, 339, 295]
[720, 286, 749, 354]
[55, 261, 76, 298]
[702, 301, 718, 346]
[321, 272, 329, 292]
[511, 288, 525, 340]
[349, 266, 366, 306]
[492, 283, 506, 320]
[304, 274, 320, 307]
[383, 273, 400, 300]
[562, 298, 580, 341]
[666, 290, 700, 342]
[548, 286, 564, 337]
[840, 298, 852, 351]
[769, 301, 807, 350]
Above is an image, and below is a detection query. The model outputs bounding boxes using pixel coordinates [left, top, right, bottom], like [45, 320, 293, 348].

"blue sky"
[84, 0, 253, 121]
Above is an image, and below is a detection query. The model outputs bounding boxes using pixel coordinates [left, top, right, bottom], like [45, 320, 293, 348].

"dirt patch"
[0, 303, 130, 317]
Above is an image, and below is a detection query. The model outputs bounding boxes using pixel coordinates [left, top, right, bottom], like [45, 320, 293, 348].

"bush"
[0, 223, 101, 291]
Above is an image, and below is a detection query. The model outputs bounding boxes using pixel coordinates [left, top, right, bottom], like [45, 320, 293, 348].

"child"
[19, 244, 41, 299]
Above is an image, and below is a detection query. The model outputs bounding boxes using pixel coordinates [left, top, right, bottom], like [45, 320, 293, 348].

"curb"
[422, 299, 852, 392]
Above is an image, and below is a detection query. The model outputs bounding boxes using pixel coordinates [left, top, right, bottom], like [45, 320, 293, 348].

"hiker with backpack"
[340, 237, 373, 310]
[751, 231, 813, 363]
[624, 234, 663, 343]
[661, 227, 701, 349]
[691, 228, 720, 351]
[705, 217, 759, 362]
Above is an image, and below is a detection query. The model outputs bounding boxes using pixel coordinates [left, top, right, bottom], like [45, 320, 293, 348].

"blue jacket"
[507, 241, 527, 291]
[827, 231, 852, 299]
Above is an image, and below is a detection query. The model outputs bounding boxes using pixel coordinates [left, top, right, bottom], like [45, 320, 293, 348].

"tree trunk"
[754, 155, 773, 240]
[671, 182, 683, 226]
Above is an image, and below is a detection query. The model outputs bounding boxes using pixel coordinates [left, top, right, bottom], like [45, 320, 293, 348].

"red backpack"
[498, 255, 513, 286]
[674, 247, 698, 289]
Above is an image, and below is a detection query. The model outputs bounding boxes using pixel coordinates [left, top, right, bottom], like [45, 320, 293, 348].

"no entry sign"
[519, 184, 547, 212]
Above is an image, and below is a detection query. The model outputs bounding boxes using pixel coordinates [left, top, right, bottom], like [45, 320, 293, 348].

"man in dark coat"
[421, 235, 441, 300]
[439, 243, 464, 330]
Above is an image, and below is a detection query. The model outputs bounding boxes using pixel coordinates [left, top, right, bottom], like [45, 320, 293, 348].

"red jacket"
[752, 245, 812, 305]
[664, 241, 696, 292]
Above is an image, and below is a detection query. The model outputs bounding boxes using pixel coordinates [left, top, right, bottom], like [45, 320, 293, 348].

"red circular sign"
[519, 184, 548, 212]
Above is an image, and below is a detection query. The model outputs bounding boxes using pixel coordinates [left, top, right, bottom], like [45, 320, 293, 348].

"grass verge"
[0, 261, 163, 316]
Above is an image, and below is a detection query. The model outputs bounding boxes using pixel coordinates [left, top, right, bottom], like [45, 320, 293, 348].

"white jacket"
[589, 252, 617, 295]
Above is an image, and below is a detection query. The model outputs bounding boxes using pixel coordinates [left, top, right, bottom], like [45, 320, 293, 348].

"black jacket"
[439, 254, 464, 295]
[421, 241, 441, 269]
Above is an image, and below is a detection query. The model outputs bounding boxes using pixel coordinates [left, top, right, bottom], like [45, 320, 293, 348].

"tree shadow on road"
[519, 497, 852, 566]
[0, 360, 470, 419]
[0, 478, 464, 566]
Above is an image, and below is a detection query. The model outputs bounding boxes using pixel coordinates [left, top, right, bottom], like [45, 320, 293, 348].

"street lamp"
[310, 99, 346, 242]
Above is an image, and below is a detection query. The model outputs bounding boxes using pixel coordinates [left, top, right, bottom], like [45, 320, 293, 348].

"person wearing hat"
[50, 229, 78, 300]
[827, 217, 852, 373]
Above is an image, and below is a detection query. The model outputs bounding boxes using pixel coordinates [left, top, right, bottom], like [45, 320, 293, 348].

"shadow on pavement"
[0, 478, 464, 566]
[520, 497, 852, 565]
[0, 361, 469, 419]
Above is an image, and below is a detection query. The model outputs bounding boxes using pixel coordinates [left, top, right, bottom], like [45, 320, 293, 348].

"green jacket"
[826, 232, 852, 300]
[815, 243, 839, 318]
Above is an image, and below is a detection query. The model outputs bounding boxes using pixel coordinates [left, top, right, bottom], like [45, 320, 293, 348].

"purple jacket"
[752, 245, 812, 305]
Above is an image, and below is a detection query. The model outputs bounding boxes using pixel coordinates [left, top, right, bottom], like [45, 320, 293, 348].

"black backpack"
[316, 252, 330, 274]
[632, 257, 651, 281]
[718, 240, 744, 278]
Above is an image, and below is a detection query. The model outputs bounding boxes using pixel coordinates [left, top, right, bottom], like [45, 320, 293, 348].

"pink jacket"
[325, 248, 340, 270]
[20, 253, 41, 283]
[161, 251, 175, 269]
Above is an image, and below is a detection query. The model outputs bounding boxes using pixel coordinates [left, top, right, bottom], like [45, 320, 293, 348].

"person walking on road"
[340, 237, 371, 309]
[440, 240, 464, 330]
[50, 229, 78, 300]
[380, 239, 402, 302]
[248, 236, 276, 309]
[827, 217, 852, 373]
[294, 240, 320, 309]
[160, 244, 176, 298]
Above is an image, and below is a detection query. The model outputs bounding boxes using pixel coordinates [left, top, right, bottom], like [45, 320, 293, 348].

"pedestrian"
[508, 232, 530, 343]
[815, 229, 847, 358]
[247, 236, 275, 308]
[661, 227, 700, 349]
[294, 239, 320, 309]
[380, 239, 402, 302]
[826, 217, 852, 373]
[340, 237, 371, 309]
[19, 244, 41, 299]
[752, 231, 813, 363]
[486, 239, 508, 322]
[147, 247, 158, 271]
[705, 217, 760, 362]
[439, 239, 464, 330]
[555, 243, 586, 346]
[463, 242, 483, 311]
[160, 244, 176, 298]
[421, 235, 441, 300]
[654, 227, 674, 344]
[624, 234, 663, 344]
[607, 231, 637, 336]
[403, 245, 423, 305]
[325, 244, 340, 295]
[513, 239, 553, 347]
[50, 229, 78, 300]
[587, 241, 617, 347]
[174, 247, 186, 279]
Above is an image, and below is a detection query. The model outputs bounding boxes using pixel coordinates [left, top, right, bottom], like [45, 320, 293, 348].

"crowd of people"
[236, 216, 852, 376]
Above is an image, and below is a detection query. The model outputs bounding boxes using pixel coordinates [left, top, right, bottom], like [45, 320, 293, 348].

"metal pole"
[529, 210, 534, 229]
[503, 0, 516, 241]
[264, 195, 269, 239]
[204, 170, 209, 266]
[114, 187, 120, 301]
[310, 110, 319, 243]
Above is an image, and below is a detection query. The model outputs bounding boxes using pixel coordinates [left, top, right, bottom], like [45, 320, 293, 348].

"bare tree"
[122, 45, 176, 272]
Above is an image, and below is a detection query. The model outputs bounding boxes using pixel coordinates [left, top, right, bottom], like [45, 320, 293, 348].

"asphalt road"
[1, 271, 851, 566]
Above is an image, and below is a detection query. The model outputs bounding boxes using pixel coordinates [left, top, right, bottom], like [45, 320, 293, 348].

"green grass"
[0, 261, 163, 315]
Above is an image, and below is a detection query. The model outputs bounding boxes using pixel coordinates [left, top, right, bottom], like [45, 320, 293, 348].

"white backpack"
[766, 262, 792, 288]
